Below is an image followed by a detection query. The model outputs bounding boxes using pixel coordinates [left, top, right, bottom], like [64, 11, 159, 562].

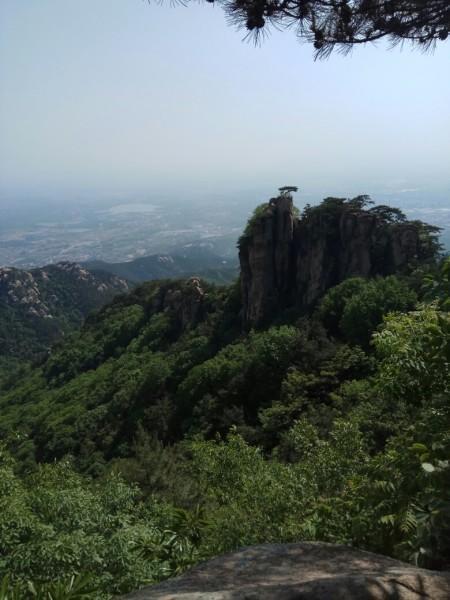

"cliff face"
[239, 195, 296, 326]
[239, 195, 428, 328]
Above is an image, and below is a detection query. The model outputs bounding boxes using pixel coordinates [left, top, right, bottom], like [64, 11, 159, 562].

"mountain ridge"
[0, 261, 129, 361]
[0, 193, 441, 467]
[83, 247, 238, 285]
[0, 194, 448, 598]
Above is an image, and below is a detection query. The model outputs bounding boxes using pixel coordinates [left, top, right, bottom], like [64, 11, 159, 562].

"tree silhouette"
[202, 0, 449, 57]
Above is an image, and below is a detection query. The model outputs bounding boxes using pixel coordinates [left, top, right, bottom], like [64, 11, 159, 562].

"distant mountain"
[84, 246, 239, 284]
[0, 262, 129, 361]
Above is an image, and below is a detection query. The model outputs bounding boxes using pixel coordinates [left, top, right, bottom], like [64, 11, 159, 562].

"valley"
[0, 192, 448, 597]
[1, 0, 449, 595]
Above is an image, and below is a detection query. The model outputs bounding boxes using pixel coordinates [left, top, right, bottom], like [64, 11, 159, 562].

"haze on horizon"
[0, 0, 449, 203]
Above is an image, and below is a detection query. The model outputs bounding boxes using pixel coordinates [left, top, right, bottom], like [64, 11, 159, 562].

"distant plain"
[0, 188, 449, 269]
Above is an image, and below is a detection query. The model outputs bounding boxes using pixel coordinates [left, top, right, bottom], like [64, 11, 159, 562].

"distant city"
[0, 189, 448, 269]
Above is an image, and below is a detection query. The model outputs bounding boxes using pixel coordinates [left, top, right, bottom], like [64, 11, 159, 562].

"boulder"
[123, 542, 450, 599]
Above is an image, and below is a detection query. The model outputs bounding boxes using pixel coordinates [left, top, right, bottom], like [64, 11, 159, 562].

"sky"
[0, 0, 449, 203]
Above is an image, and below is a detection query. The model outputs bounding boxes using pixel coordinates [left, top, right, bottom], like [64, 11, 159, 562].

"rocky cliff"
[239, 193, 437, 327]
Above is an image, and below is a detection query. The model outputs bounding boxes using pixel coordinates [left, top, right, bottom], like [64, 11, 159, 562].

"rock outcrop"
[123, 542, 450, 599]
[239, 195, 296, 327]
[239, 194, 432, 327]
[0, 262, 128, 320]
[0, 262, 129, 358]
[150, 276, 207, 332]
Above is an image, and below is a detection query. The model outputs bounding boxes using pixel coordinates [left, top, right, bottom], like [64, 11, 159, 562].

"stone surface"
[123, 542, 450, 599]
[239, 195, 295, 327]
[239, 195, 425, 327]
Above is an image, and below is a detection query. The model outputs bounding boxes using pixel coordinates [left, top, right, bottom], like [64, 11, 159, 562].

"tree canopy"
[0, 198, 448, 597]
[202, 0, 449, 57]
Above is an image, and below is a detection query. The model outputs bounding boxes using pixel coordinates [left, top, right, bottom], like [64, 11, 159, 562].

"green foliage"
[259, 343, 371, 442]
[189, 432, 310, 552]
[422, 257, 450, 310]
[372, 304, 449, 401]
[0, 279, 243, 467]
[318, 277, 367, 334]
[181, 307, 449, 567]
[0, 265, 127, 362]
[110, 427, 197, 503]
[185, 304, 449, 568]
[178, 325, 304, 437]
[185, 418, 369, 551]
[319, 276, 417, 346]
[411, 220, 443, 262]
[237, 203, 269, 248]
[302, 195, 372, 222]
[0, 230, 448, 595]
[27, 574, 96, 600]
[0, 447, 202, 598]
[368, 205, 407, 223]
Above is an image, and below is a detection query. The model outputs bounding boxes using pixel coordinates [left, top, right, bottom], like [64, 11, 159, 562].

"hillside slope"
[0, 262, 129, 361]
[0, 194, 441, 469]
[84, 247, 238, 284]
[0, 194, 448, 599]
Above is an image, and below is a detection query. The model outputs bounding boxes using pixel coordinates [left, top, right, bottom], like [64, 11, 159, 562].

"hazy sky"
[1, 0, 449, 201]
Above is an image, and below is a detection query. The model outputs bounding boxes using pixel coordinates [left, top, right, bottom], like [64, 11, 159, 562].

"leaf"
[380, 514, 396, 526]
[410, 443, 428, 453]
[421, 462, 435, 473]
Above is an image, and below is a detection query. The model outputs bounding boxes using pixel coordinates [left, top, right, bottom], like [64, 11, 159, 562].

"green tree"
[422, 257, 450, 310]
[189, 432, 311, 552]
[319, 276, 417, 346]
[0, 447, 201, 598]
[372, 303, 450, 401]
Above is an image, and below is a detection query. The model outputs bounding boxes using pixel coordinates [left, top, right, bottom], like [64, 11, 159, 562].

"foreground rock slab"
[123, 542, 450, 599]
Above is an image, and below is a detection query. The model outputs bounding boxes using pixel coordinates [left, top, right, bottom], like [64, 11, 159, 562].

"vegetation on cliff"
[0, 197, 448, 599]
[239, 195, 440, 327]
[0, 263, 129, 374]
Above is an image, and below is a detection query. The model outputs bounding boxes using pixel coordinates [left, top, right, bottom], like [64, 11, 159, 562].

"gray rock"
[123, 542, 450, 599]
[239, 194, 424, 328]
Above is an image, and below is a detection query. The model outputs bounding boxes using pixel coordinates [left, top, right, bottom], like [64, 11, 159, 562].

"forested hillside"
[0, 263, 129, 380]
[84, 247, 238, 285]
[0, 196, 449, 599]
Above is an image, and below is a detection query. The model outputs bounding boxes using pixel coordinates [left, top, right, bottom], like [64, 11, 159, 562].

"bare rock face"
[239, 196, 296, 327]
[123, 542, 450, 600]
[239, 195, 426, 328]
[0, 262, 129, 320]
